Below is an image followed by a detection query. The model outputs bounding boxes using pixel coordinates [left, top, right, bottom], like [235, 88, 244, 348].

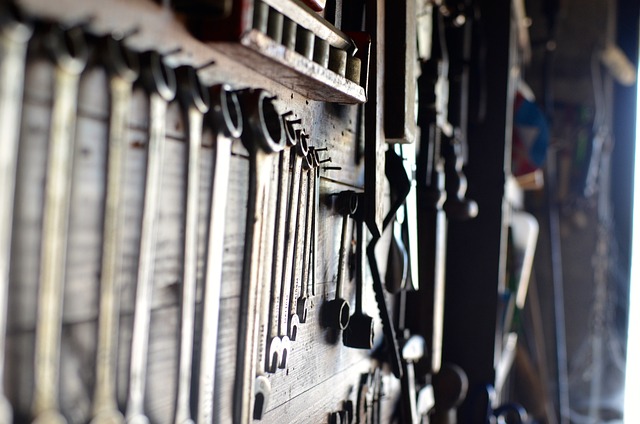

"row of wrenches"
[0, 9, 322, 424]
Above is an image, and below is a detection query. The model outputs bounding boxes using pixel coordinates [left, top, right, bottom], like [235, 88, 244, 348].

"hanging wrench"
[288, 137, 312, 338]
[125, 51, 177, 424]
[266, 115, 299, 373]
[234, 89, 285, 423]
[296, 147, 318, 324]
[197, 84, 243, 424]
[173, 65, 210, 424]
[280, 132, 308, 342]
[91, 34, 139, 424]
[31, 24, 89, 424]
[0, 10, 31, 424]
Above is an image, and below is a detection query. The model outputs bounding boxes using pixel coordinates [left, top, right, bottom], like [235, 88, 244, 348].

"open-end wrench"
[266, 115, 299, 373]
[322, 191, 357, 331]
[234, 89, 285, 423]
[197, 84, 243, 424]
[279, 132, 308, 342]
[296, 147, 318, 324]
[0, 10, 31, 423]
[125, 51, 177, 424]
[287, 135, 312, 340]
[90, 35, 139, 424]
[173, 65, 210, 424]
[31, 25, 89, 424]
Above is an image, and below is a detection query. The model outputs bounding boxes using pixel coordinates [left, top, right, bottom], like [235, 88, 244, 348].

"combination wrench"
[91, 35, 139, 424]
[288, 137, 313, 337]
[174, 65, 210, 424]
[280, 133, 308, 342]
[124, 51, 177, 424]
[266, 115, 299, 373]
[234, 89, 285, 422]
[32, 25, 89, 424]
[0, 11, 32, 423]
[197, 84, 243, 424]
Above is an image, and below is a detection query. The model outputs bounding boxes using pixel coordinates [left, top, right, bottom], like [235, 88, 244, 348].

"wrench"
[266, 115, 299, 373]
[32, 25, 89, 424]
[322, 191, 357, 331]
[0, 11, 31, 424]
[288, 138, 312, 337]
[91, 35, 139, 424]
[296, 147, 318, 324]
[234, 89, 285, 423]
[280, 132, 308, 342]
[173, 65, 210, 424]
[125, 51, 177, 424]
[197, 84, 243, 424]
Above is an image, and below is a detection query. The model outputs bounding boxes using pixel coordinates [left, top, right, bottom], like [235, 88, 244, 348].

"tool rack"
[0, 0, 527, 422]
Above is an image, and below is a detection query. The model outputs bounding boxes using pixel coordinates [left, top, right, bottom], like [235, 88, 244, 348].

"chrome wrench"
[234, 89, 285, 422]
[197, 84, 243, 424]
[32, 25, 88, 424]
[91, 35, 139, 424]
[125, 51, 177, 424]
[280, 133, 308, 343]
[0, 11, 31, 424]
[288, 139, 312, 339]
[174, 65, 209, 424]
[266, 114, 299, 373]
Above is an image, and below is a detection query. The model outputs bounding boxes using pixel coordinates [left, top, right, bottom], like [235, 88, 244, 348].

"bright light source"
[623, 60, 640, 423]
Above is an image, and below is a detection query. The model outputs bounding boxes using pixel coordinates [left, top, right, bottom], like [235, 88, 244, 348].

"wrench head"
[296, 296, 308, 323]
[124, 414, 150, 424]
[253, 376, 272, 420]
[321, 298, 350, 331]
[238, 89, 285, 154]
[32, 410, 68, 424]
[342, 313, 374, 349]
[209, 84, 243, 139]
[279, 336, 291, 369]
[89, 409, 125, 424]
[266, 337, 283, 373]
[288, 314, 301, 341]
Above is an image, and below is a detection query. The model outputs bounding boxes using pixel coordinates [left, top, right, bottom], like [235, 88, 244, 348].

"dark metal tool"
[233, 89, 285, 422]
[297, 146, 318, 324]
[322, 190, 358, 331]
[174, 64, 210, 424]
[342, 202, 374, 349]
[91, 34, 139, 424]
[32, 24, 89, 424]
[197, 83, 243, 423]
[0, 9, 31, 423]
[125, 50, 177, 424]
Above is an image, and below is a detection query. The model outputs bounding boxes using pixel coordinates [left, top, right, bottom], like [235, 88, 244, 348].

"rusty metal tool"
[322, 190, 357, 331]
[197, 83, 243, 424]
[342, 204, 374, 349]
[90, 34, 139, 424]
[233, 89, 285, 422]
[173, 65, 210, 424]
[124, 51, 177, 424]
[31, 24, 88, 424]
[0, 9, 31, 423]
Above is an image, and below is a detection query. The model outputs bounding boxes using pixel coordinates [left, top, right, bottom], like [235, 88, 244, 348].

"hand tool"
[342, 206, 374, 349]
[32, 24, 89, 424]
[266, 114, 299, 372]
[0, 10, 31, 424]
[173, 65, 210, 424]
[431, 363, 468, 424]
[197, 83, 243, 424]
[90, 34, 139, 424]
[279, 132, 308, 342]
[233, 89, 285, 423]
[399, 335, 424, 424]
[125, 50, 177, 424]
[322, 190, 357, 331]
[287, 135, 313, 340]
[297, 147, 318, 324]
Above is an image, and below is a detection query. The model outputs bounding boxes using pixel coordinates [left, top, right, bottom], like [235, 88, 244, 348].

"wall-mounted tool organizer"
[0, 0, 530, 422]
